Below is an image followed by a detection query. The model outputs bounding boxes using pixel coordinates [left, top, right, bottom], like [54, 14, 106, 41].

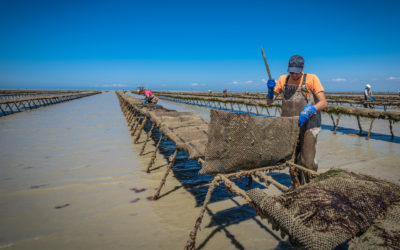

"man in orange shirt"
[266, 55, 328, 184]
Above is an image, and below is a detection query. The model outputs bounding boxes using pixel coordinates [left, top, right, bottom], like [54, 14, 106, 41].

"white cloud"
[387, 76, 400, 81]
[232, 81, 239, 85]
[245, 80, 253, 84]
[261, 78, 267, 83]
[331, 78, 346, 82]
[102, 83, 127, 87]
[191, 82, 199, 86]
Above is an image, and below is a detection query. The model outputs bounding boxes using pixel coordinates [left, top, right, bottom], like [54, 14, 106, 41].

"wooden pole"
[14, 102, 21, 112]
[334, 114, 342, 134]
[356, 115, 363, 135]
[261, 47, 272, 79]
[20, 101, 27, 111]
[140, 123, 155, 155]
[185, 177, 220, 250]
[131, 117, 142, 136]
[130, 116, 140, 131]
[389, 119, 394, 139]
[0, 105, 6, 115]
[153, 149, 179, 200]
[146, 135, 163, 173]
[367, 118, 375, 140]
[6, 103, 14, 114]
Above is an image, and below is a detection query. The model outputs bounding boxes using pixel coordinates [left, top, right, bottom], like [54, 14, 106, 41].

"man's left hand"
[299, 104, 316, 126]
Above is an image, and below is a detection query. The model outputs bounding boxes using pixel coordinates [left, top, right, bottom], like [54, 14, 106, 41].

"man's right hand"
[267, 79, 276, 99]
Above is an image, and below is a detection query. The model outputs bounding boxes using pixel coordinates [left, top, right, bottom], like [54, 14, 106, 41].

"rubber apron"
[280, 74, 321, 172]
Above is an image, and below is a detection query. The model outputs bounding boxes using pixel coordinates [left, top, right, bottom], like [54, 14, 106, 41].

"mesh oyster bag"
[348, 201, 400, 250]
[148, 110, 209, 160]
[200, 110, 299, 175]
[246, 169, 400, 250]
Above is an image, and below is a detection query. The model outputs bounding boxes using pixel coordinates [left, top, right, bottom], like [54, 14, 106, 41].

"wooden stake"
[266, 107, 271, 116]
[14, 102, 21, 112]
[367, 118, 375, 140]
[356, 115, 363, 135]
[131, 118, 142, 136]
[130, 116, 140, 130]
[153, 149, 179, 200]
[20, 101, 27, 111]
[389, 119, 394, 139]
[6, 103, 14, 114]
[0, 105, 6, 115]
[140, 123, 155, 155]
[274, 106, 279, 116]
[146, 135, 163, 173]
[185, 177, 220, 250]
[334, 114, 342, 134]
[254, 105, 259, 115]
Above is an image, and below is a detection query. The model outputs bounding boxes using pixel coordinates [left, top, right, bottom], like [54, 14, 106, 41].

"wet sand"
[0, 92, 399, 249]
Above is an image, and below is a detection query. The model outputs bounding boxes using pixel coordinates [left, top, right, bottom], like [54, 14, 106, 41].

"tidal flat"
[0, 92, 399, 249]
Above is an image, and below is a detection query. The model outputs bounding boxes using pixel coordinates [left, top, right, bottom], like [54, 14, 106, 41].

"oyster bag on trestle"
[200, 109, 300, 175]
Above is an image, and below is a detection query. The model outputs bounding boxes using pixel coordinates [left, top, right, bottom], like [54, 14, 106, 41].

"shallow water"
[0, 92, 399, 249]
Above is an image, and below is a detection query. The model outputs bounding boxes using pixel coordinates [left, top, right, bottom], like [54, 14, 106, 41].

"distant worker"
[267, 55, 328, 184]
[364, 84, 374, 108]
[140, 89, 159, 104]
[223, 88, 228, 98]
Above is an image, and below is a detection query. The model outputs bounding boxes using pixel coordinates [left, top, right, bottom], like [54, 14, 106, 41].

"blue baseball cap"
[287, 55, 304, 73]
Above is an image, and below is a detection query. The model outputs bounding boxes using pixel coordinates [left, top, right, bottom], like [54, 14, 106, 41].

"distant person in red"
[139, 89, 158, 104]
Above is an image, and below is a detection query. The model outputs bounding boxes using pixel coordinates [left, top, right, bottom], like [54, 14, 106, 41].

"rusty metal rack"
[153, 93, 400, 139]
[0, 91, 101, 116]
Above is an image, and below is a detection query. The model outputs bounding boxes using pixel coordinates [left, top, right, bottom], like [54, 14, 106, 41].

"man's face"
[289, 72, 302, 80]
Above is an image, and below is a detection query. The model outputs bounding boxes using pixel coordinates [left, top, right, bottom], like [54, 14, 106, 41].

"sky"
[0, 0, 399, 92]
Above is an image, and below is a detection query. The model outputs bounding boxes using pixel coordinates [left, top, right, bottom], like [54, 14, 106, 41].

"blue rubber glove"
[299, 104, 316, 126]
[369, 96, 375, 101]
[266, 79, 276, 99]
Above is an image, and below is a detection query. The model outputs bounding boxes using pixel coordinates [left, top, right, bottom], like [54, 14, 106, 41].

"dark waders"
[281, 74, 321, 185]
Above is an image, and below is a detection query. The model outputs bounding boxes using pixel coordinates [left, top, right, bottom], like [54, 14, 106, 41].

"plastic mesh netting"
[200, 110, 299, 175]
[349, 201, 400, 250]
[147, 110, 209, 160]
[246, 169, 400, 250]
